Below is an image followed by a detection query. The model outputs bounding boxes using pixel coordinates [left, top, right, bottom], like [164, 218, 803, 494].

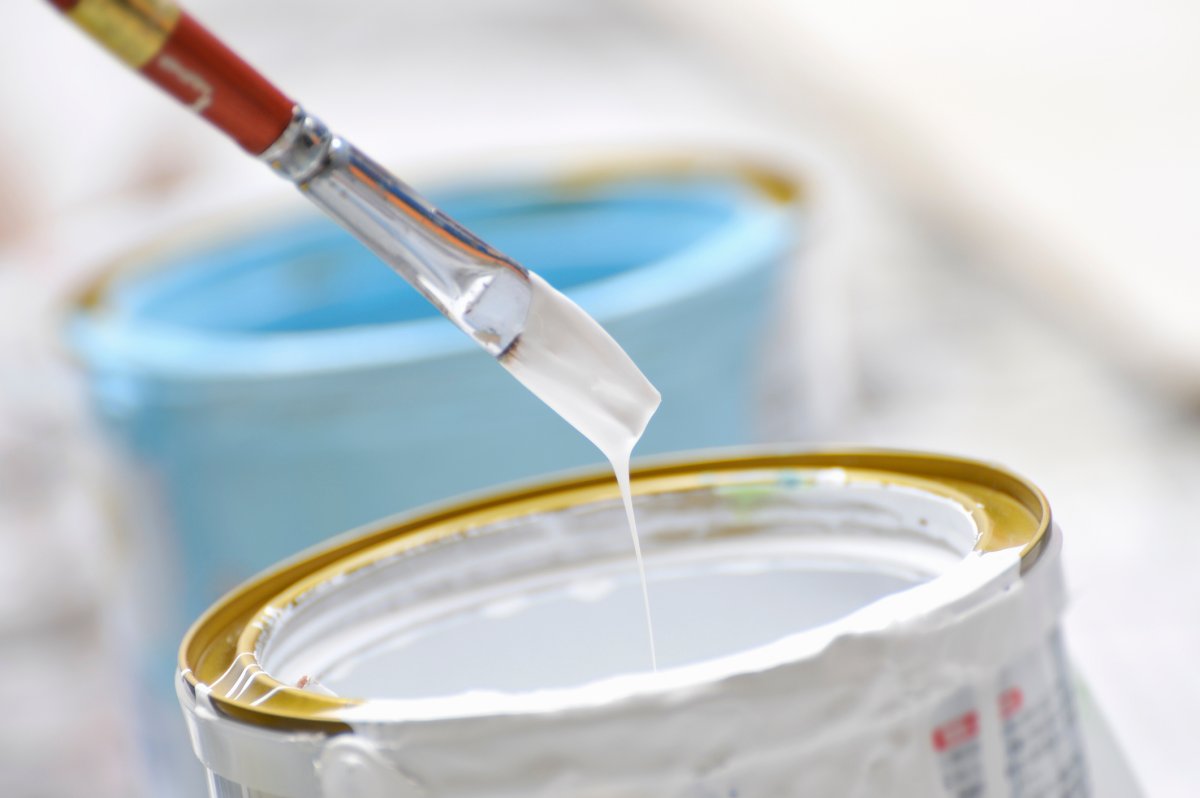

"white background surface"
[1, 1, 1196, 795]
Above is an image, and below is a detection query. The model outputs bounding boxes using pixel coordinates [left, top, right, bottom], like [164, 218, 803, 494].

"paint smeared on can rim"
[178, 448, 1049, 734]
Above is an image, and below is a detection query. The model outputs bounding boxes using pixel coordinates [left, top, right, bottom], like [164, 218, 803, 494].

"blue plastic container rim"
[70, 167, 800, 380]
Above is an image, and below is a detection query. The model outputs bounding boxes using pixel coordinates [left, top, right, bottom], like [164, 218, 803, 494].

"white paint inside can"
[288, 550, 919, 699]
[257, 475, 980, 703]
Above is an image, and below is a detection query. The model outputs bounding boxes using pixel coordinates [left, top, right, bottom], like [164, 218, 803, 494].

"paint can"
[178, 449, 1089, 797]
[69, 159, 800, 625]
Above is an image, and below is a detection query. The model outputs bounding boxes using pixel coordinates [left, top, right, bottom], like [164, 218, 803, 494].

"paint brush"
[45, 0, 531, 357]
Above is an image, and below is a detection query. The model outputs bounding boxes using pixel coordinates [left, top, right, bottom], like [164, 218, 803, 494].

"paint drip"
[501, 273, 662, 668]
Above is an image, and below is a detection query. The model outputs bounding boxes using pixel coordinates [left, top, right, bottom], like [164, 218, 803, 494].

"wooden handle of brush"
[47, 0, 295, 154]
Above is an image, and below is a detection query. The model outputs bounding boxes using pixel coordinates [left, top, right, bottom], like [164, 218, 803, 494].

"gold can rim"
[179, 448, 1050, 734]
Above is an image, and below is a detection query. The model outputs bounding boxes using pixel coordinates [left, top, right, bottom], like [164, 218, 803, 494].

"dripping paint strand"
[500, 273, 662, 669]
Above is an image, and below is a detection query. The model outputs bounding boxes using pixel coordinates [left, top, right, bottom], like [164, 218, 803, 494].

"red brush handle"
[48, 0, 295, 155]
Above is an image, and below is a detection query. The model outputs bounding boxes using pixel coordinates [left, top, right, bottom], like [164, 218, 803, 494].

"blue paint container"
[71, 163, 800, 620]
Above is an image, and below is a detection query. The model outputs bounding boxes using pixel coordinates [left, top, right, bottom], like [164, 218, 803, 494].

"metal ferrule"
[260, 108, 531, 357]
[260, 108, 335, 184]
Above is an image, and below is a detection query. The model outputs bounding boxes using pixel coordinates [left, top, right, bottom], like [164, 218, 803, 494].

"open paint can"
[179, 449, 1088, 797]
[69, 159, 800, 622]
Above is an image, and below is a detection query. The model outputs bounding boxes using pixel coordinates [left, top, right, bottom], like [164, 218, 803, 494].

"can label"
[933, 630, 1089, 797]
[933, 687, 986, 796]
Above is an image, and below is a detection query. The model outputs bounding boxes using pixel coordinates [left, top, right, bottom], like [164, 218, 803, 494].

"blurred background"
[2, 0, 1197, 795]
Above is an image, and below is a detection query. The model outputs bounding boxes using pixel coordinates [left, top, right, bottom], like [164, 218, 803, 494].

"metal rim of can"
[179, 447, 1050, 735]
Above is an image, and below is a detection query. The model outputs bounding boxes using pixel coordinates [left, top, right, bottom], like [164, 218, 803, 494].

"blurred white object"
[0, 261, 143, 798]
[633, 0, 1200, 399]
